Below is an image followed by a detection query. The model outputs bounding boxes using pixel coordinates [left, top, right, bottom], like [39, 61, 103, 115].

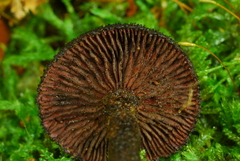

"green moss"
[0, 0, 239, 160]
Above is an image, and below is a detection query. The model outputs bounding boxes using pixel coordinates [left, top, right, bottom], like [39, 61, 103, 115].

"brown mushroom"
[37, 24, 200, 161]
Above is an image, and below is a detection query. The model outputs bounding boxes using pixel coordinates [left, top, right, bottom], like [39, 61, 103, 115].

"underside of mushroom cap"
[37, 23, 201, 161]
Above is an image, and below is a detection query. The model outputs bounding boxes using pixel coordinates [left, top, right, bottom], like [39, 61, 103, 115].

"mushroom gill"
[37, 23, 201, 161]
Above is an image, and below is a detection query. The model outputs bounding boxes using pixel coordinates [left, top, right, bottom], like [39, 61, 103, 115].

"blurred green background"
[0, 0, 240, 160]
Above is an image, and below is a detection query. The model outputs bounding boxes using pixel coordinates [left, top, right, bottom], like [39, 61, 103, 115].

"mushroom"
[37, 24, 200, 161]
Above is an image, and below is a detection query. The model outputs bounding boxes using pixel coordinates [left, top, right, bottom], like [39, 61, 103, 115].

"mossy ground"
[0, 0, 239, 160]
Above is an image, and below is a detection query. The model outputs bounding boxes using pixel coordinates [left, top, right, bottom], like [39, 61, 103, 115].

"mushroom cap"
[37, 24, 200, 161]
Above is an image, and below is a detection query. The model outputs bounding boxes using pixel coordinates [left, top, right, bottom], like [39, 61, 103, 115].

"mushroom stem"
[108, 114, 141, 161]
[103, 90, 141, 161]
